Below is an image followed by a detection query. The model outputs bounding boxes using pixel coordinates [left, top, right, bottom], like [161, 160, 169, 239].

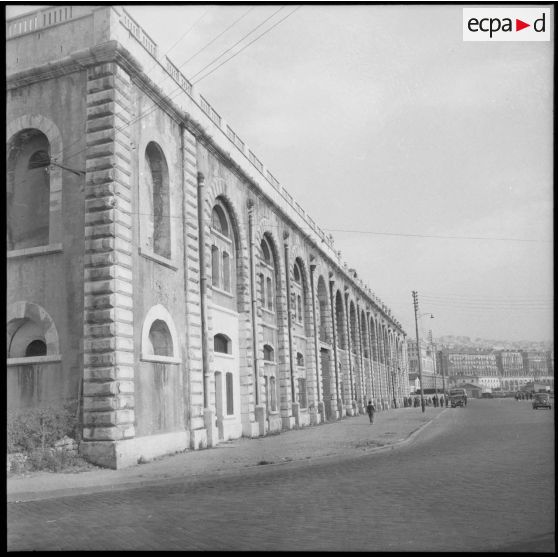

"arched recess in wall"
[370, 315, 380, 362]
[144, 142, 171, 259]
[293, 256, 313, 337]
[209, 197, 242, 311]
[335, 290, 346, 349]
[316, 275, 330, 344]
[141, 304, 180, 362]
[7, 301, 60, 361]
[7, 115, 63, 252]
[259, 233, 282, 315]
[349, 300, 358, 355]
[361, 310, 369, 359]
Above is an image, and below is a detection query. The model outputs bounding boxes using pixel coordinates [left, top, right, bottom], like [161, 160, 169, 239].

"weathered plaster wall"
[7, 72, 87, 409]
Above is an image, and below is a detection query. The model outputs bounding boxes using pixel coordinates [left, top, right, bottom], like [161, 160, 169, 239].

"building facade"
[6, 6, 408, 468]
[407, 339, 444, 393]
[438, 349, 499, 391]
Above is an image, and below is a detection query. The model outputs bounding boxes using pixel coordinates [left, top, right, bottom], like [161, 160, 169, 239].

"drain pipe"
[309, 261, 321, 403]
[283, 233, 295, 403]
[247, 200, 260, 406]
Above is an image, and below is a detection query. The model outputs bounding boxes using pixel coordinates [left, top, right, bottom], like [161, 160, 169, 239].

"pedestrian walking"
[433, 394, 438, 407]
[440, 395, 444, 407]
[366, 400, 376, 424]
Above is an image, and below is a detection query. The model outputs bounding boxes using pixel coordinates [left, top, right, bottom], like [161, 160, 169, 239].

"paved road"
[8, 399, 554, 552]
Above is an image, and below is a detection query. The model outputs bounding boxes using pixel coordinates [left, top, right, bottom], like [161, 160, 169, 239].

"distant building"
[522, 351, 554, 390]
[407, 339, 443, 393]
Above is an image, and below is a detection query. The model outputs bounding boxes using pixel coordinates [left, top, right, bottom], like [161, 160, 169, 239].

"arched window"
[350, 303, 358, 355]
[296, 352, 304, 367]
[211, 245, 220, 287]
[149, 320, 173, 356]
[293, 262, 301, 283]
[7, 302, 60, 361]
[145, 142, 171, 258]
[25, 340, 47, 357]
[7, 129, 51, 250]
[214, 334, 231, 354]
[361, 311, 369, 359]
[266, 277, 273, 311]
[335, 292, 346, 349]
[222, 251, 230, 292]
[210, 200, 236, 298]
[259, 274, 265, 306]
[263, 344, 275, 362]
[8, 319, 47, 358]
[292, 260, 305, 326]
[211, 205, 229, 237]
[141, 304, 179, 362]
[317, 276, 330, 344]
[261, 238, 271, 264]
[260, 236, 277, 316]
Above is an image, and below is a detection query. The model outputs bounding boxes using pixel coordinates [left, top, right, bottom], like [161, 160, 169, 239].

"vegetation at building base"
[7, 402, 96, 474]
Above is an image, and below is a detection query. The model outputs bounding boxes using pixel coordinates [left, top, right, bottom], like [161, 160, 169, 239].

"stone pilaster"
[329, 276, 342, 419]
[276, 235, 294, 430]
[307, 261, 321, 425]
[80, 62, 135, 469]
[182, 129, 207, 449]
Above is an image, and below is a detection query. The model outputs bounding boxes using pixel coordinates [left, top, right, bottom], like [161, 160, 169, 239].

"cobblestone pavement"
[8, 400, 554, 552]
[8, 406, 440, 501]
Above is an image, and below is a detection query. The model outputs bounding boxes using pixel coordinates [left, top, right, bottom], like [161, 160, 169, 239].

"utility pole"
[412, 291, 426, 412]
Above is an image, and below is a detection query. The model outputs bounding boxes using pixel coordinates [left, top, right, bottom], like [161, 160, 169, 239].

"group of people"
[515, 391, 533, 401]
[365, 392, 452, 423]
[403, 394, 448, 408]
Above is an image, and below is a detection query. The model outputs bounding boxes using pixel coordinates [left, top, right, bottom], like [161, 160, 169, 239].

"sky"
[7, 4, 554, 343]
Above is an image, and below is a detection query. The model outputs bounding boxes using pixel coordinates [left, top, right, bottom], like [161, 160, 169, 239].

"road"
[8, 399, 554, 552]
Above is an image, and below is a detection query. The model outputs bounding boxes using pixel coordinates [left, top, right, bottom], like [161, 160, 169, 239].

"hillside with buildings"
[434, 335, 553, 353]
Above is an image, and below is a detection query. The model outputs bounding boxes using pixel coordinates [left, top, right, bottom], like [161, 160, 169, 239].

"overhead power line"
[179, 6, 255, 68]
[194, 6, 302, 84]
[188, 6, 286, 81]
[326, 228, 551, 243]
[421, 293, 553, 303]
[56, 6, 297, 167]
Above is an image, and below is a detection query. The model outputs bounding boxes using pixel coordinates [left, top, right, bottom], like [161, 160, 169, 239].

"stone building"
[407, 339, 444, 393]
[495, 350, 530, 392]
[6, 6, 408, 468]
[438, 348, 499, 390]
[521, 351, 554, 390]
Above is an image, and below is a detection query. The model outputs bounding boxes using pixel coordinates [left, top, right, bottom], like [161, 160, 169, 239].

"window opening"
[214, 334, 230, 354]
[149, 319, 173, 356]
[226, 372, 234, 415]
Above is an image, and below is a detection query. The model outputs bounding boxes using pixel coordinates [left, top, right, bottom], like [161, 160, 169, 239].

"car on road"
[449, 388, 467, 407]
[532, 393, 552, 410]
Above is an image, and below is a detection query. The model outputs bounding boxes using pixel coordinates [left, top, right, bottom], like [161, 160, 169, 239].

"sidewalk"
[8, 406, 446, 503]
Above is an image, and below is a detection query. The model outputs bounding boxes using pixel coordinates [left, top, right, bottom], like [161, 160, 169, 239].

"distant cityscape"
[433, 335, 553, 353]
[407, 336, 554, 396]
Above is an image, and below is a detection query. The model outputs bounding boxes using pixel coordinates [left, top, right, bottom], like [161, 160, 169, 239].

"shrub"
[7, 402, 78, 454]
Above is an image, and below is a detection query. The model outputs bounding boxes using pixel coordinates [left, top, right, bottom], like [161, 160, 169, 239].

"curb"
[8, 410, 446, 504]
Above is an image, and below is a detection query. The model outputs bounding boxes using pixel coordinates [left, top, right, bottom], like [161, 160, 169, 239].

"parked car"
[532, 393, 552, 410]
[449, 388, 467, 407]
